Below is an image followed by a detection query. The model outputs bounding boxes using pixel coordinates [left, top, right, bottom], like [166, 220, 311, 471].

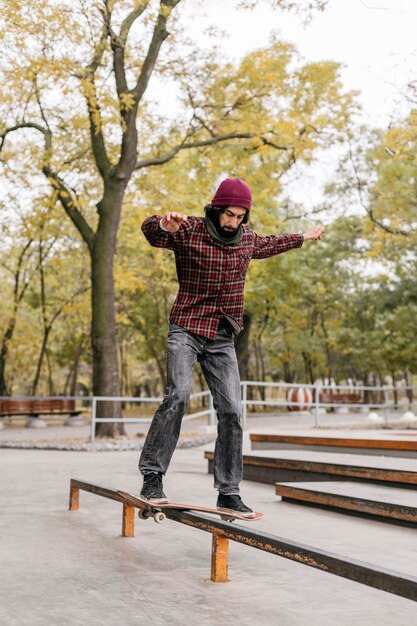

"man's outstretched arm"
[251, 223, 325, 259]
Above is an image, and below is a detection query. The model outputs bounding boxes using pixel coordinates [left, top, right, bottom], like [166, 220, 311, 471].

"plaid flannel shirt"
[142, 215, 304, 339]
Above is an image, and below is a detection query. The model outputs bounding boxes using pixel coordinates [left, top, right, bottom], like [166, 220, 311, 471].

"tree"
[0, 230, 35, 396]
[28, 227, 89, 396]
[0, 0, 347, 435]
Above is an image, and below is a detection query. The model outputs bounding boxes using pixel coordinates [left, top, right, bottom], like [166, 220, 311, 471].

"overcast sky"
[186, 0, 416, 127]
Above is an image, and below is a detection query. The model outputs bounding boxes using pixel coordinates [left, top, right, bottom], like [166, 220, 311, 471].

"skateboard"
[117, 490, 264, 523]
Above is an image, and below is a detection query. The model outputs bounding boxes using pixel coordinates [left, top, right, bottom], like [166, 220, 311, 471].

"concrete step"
[275, 481, 417, 525]
[204, 449, 417, 488]
[250, 433, 417, 458]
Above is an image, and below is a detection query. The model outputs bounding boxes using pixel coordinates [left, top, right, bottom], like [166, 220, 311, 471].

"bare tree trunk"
[31, 328, 50, 396]
[283, 361, 293, 384]
[46, 348, 55, 396]
[0, 321, 16, 396]
[63, 339, 85, 396]
[363, 372, 370, 405]
[302, 351, 315, 385]
[123, 310, 167, 392]
[256, 313, 270, 404]
[0, 240, 34, 396]
[119, 340, 127, 398]
[70, 342, 84, 397]
[91, 188, 124, 436]
[404, 370, 413, 406]
[391, 372, 398, 409]
[371, 373, 381, 404]
[320, 317, 333, 384]
[254, 338, 266, 402]
[30, 238, 73, 396]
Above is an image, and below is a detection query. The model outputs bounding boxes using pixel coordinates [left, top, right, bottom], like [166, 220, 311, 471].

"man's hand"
[160, 212, 188, 233]
[303, 224, 325, 241]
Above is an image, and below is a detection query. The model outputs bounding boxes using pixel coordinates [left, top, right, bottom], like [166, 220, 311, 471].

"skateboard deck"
[117, 490, 264, 523]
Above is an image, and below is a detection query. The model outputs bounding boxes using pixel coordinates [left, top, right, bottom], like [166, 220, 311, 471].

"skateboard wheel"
[220, 515, 234, 523]
[138, 509, 151, 520]
[153, 511, 166, 523]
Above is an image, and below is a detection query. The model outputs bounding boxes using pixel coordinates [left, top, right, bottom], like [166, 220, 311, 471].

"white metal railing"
[87, 382, 417, 443]
[90, 392, 215, 447]
[240, 381, 417, 428]
[1, 382, 416, 444]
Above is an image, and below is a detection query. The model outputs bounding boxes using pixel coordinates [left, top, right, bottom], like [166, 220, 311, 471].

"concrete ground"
[1, 423, 417, 626]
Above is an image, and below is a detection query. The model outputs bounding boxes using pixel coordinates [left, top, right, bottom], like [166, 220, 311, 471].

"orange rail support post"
[211, 534, 229, 582]
[69, 482, 79, 511]
[122, 503, 135, 538]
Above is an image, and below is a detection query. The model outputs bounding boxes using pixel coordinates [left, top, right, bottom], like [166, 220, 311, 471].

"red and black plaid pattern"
[142, 216, 303, 339]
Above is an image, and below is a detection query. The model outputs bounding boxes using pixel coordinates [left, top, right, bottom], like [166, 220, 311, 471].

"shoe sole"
[217, 506, 255, 519]
[140, 496, 169, 504]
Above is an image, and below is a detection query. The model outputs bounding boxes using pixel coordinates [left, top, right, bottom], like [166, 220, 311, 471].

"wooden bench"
[0, 398, 83, 418]
[319, 392, 362, 409]
[275, 481, 417, 526]
[204, 450, 417, 489]
[320, 392, 362, 403]
[249, 434, 417, 458]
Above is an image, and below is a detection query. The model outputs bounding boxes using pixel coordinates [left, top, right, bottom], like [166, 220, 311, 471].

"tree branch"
[0, 122, 52, 156]
[34, 77, 51, 134]
[259, 136, 289, 151]
[135, 131, 256, 169]
[113, 1, 182, 177]
[348, 141, 411, 236]
[80, 74, 112, 178]
[1, 121, 95, 251]
[43, 169, 96, 250]
[13, 240, 35, 308]
[78, 5, 113, 179]
[110, 1, 150, 97]
[132, 0, 182, 104]
[85, 6, 109, 76]
[48, 285, 90, 328]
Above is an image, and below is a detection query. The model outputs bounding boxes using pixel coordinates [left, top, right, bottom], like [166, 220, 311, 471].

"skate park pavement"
[1, 415, 417, 625]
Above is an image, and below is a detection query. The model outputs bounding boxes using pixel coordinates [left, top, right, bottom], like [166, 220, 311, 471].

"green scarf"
[204, 214, 243, 245]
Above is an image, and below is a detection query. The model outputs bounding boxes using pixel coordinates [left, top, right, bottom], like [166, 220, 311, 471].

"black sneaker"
[140, 472, 168, 503]
[217, 494, 255, 518]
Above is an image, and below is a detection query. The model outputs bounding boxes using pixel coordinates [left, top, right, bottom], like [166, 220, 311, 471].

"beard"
[219, 226, 237, 238]
[211, 213, 238, 239]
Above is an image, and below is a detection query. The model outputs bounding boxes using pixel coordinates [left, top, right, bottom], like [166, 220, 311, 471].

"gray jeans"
[138, 323, 243, 494]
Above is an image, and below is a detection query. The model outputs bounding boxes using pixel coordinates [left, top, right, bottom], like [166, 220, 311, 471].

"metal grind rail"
[69, 479, 417, 601]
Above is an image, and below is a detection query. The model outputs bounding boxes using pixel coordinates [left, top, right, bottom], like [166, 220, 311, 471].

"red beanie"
[211, 178, 252, 211]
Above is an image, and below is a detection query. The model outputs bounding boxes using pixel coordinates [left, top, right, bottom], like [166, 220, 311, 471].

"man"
[138, 178, 324, 517]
